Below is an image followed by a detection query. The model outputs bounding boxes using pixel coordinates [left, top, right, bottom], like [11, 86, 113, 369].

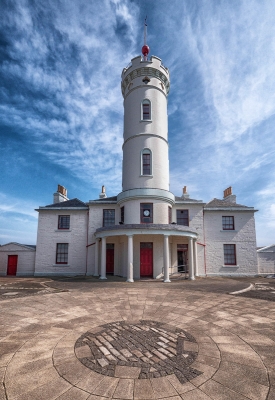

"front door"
[106, 244, 114, 274]
[7, 255, 18, 275]
[140, 242, 153, 277]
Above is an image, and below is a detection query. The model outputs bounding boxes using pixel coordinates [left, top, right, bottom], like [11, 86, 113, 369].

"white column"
[127, 235, 134, 282]
[194, 239, 198, 277]
[188, 237, 195, 280]
[163, 235, 171, 283]
[100, 237, 107, 279]
[94, 238, 99, 276]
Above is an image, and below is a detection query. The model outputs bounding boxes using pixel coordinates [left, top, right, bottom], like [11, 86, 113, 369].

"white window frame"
[140, 148, 153, 176]
[141, 99, 152, 121]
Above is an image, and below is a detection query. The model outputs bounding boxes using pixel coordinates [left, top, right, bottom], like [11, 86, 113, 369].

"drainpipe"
[203, 209, 207, 276]
[85, 211, 89, 276]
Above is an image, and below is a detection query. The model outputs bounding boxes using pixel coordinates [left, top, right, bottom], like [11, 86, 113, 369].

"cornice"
[121, 66, 170, 97]
[122, 133, 168, 149]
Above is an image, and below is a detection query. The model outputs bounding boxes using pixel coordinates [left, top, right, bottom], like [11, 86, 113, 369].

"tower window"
[141, 148, 152, 175]
[142, 99, 151, 120]
[168, 207, 172, 224]
[120, 206, 124, 224]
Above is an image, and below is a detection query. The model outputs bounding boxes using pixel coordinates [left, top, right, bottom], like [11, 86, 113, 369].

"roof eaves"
[204, 207, 257, 211]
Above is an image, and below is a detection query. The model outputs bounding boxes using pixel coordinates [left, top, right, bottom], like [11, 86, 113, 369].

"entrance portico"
[94, 224, 198, 282]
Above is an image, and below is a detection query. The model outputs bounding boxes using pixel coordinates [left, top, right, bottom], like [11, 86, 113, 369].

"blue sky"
[1, 0, 275, 246]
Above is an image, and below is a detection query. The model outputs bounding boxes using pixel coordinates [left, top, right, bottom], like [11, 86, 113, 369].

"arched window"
[141, 148, 152, 175]
[142, 99, 151, 120]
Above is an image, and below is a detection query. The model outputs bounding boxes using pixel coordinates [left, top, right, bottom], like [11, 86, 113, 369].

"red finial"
[142, 17, 150, 61]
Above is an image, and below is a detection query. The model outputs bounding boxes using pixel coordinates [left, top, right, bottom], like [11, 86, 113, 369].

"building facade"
[0, 48, 259, 279]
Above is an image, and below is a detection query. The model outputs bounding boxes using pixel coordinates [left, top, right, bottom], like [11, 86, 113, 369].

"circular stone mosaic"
[75, 320, 202, 383]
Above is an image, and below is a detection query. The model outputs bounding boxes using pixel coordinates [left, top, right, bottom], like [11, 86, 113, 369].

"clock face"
[143, 210, 150, 217]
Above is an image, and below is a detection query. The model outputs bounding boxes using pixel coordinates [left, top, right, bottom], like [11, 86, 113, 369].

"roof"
[93, 196, 118, 202]
[38, 198, 88, 210]
[175, 196, 204, 204]
[0, 242, 36, 251]
[89, 196, 118, 204]
[257, 244, 275, 252]
[204, 198, 256, 211]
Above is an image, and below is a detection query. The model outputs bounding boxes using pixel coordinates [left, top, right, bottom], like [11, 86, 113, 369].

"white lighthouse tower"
[118, 24, 174, 224]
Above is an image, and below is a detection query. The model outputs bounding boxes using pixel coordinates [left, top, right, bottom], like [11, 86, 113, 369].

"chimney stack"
[53, 185, 68, 204]
[99, 185, 107, 199]
[223, 186, 236, 203]
[182, 186, 189, 199]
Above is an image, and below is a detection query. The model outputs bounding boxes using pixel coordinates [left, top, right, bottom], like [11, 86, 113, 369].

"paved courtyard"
[0, 276, 275, 400]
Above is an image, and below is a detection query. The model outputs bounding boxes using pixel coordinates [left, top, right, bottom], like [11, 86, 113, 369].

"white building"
[0, 45, 259, 279]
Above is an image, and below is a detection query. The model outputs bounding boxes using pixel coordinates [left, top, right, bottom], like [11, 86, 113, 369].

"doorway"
[7, 255, 18, 275]
[106, 244, 114, 274]
[177, 244, 188, 272]
[140, 242, 153, 277]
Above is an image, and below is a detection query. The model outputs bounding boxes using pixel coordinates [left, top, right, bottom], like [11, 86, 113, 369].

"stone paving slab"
[0, 276, 274, 399]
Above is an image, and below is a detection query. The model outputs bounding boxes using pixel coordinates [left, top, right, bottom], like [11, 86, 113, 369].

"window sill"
[222, 265, 239, 268]
[220, 230, 237, 232]
[140, 119, 152, 122]
[55, 229, 71, 232]
[140, 175, 153, 177]
[53, 264, 70, 267]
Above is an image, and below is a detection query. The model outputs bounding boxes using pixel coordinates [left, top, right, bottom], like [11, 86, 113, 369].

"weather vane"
[142, 16, 150, 61]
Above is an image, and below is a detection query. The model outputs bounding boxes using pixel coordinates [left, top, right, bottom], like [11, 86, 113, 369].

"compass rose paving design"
[74, 320, 202, 383]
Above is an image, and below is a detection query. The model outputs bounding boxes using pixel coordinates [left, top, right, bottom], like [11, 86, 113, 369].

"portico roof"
[95, 223, 198, 239]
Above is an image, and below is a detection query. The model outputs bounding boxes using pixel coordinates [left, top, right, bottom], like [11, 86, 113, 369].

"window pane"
[56, 243, 68, 264]
[168, 207, 172, 224]
[120, 207, 124, 223]
[103, 210, 115, 227]
[224, 244, 236, 265]
[142, 153, 151, 175]
[140, 203, 153, 223]
[142, 101, 150, 120]
[176, 210, 189, 226]
[58, 215, 70, 229]
[222, 216, 234, 230]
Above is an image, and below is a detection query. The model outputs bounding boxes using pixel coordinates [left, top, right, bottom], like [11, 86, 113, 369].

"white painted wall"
[257, 246, 275, 274]
[35, 210, 88, 276]
[0, 243, 35, 276]
[204, 211, 258, 276]
[123, 136, 169, 191]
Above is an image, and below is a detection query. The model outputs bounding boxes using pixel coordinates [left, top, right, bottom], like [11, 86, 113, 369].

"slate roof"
[175, 196, 203, 203]
[204, 198, 253, 209]
[43, 198, 88, 208]
[93, 196, 118, 202]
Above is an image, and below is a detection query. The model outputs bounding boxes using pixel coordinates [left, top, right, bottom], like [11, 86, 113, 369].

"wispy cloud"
[0, 0, 139, 194]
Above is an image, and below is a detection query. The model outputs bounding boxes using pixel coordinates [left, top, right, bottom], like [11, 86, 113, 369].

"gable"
[0, 242, 36, 252]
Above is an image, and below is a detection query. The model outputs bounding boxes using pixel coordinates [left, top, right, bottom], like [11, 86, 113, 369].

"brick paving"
[75, 320, 201, 382]
[0, 276, 275, 399]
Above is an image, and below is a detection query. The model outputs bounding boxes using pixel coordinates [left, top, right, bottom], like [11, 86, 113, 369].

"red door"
[140, 243, 153, 277]
[106, 244, 114, 274]
[7, 255, 18, 275]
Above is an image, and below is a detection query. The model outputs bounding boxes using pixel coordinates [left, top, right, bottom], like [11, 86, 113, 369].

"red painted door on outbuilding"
[140, 243, 153, 277]
[7, 255, 18, 275]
